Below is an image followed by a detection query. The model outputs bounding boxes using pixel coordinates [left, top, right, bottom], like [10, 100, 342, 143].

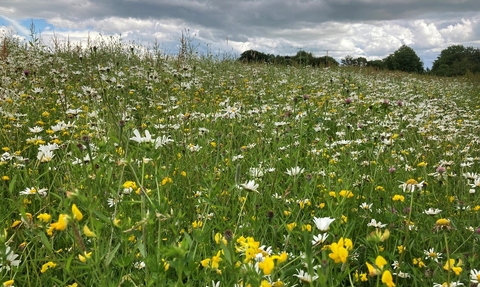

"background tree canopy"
[383, 45, 424, 74]
[239, 49, 339, 67]
[430, 45, 480, 77]
[240, 44, 480, 77]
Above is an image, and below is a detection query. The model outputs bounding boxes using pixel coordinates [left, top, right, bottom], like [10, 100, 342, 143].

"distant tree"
[341, 55, 368, 67]
[366, 60, 385, 70]
[431, 45, 480, 76]
[316, 56, 339, 67]
[341, 55, 355, 66]
[239, 50, 272, 63]
[383, 45, 424, 73]
[293, 50, 314, 66]
[356, 57, 367, 67]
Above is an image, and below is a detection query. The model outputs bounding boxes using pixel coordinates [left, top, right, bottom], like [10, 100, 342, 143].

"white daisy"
[240, 180, 259, 193]
[312, 217, 335, 231]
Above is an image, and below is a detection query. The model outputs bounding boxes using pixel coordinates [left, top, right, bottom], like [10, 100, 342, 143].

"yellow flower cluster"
[365, 256, 396, 287]
[328, 237, 353, 263]
[235, 236, 288, 275]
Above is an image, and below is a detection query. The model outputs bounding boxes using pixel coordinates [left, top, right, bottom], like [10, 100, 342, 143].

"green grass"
[0, 36, 479, 287]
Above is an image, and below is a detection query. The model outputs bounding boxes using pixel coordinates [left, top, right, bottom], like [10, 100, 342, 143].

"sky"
[1, 0, 479, 69]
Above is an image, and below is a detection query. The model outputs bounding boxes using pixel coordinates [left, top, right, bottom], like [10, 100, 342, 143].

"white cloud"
[411, 20, 444, 48]
[440, 18, 475, 43]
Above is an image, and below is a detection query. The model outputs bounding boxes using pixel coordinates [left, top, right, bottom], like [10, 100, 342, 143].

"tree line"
[238, 50, 339, 67]
[239, 44, 480, 77]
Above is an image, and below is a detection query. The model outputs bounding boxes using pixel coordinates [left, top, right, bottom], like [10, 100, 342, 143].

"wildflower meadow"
[0, 35, 479, 287]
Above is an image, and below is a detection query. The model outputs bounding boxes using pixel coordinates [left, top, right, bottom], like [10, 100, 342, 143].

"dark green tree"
[367, 60, 385, 70]
[239, 50, 273, 63]
[293, 50, 314, 66]
[341, 55, 355, 66]
[383, 45, 424, 73]
[341, 55, 368, 67]
[431, 45, 480, 76]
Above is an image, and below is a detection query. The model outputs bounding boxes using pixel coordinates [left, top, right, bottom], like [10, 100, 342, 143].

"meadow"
[0, 36, 479, 287]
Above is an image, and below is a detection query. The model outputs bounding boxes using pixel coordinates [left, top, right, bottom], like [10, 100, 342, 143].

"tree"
[239, 50, 272, 63]
[431, 45, 480, 76]
[383, 45, 424, 73]
[341, 55, 355, 66]
[341, 55, 368, 67]
[292, 50, 314, 66]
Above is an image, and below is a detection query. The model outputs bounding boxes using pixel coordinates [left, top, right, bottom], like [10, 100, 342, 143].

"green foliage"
[341, 55, 367, 67]
[239, 49, 339, 67]
[383, 45, 424, 73]
[431, 45, 480, 77]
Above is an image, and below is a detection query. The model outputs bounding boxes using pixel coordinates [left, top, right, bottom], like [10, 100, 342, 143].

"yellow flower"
[66, 283, 78, 287]
[41, 261, 57, 273]
[286, 222, 297, 231]
[11, 220, 22, 228]
[339, 189, 354, 198]
[72, 204, 83, 221]
[417, 161, 428, 167]
[443, 259, 462, 275]
[161, 177, 173, 185]
[260, 280, 272, 287]
[405, 178, 418, 185]
[366, 262, 380, 276]
[329, 239, 349, 263]
[381, 270, 396, 287]
[302, 224, 312, 232]
[83, 225, 97, 238]
[367, 229, 390, 242]
[3, 280, 14, 287]
[211, 250, 222, 269]
[37, 213, 52, 223]
[375, 255, 387, 270]
[78, 251, 92, 263]
[50, 214, 69, 231]
[436, 218, 450, 226]
[123, 181, 137, 191]
[392, 195, 404, 202]
[192, 220, 203, 229]
[258, 256, 275, 275]
[200, 258, 211, 268]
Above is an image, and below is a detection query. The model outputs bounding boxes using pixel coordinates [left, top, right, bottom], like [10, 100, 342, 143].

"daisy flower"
[240, 180, 259, 193]
[130, 129, 154, 143]
[293, 269, 318, 283]
[424, 208, 442, 215]
[399, 179, 424, 193]
[286, 166, 305, 176]
[19, 187, 48, 197]
[424, 248, 442, 262]
[359, 202, 373, 211]
[312, 217, 335, 231]
[470, 269, 480, 286]
[0, 245, 21, 272]
[312, 233, 329, 245]
[367, 219, 387, 228]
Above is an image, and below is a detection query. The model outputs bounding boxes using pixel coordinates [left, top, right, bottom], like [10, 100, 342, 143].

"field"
[0, 37, 480, 287]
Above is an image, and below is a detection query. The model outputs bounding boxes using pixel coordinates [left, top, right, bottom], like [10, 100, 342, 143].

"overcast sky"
[1, 0, 479, 68]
